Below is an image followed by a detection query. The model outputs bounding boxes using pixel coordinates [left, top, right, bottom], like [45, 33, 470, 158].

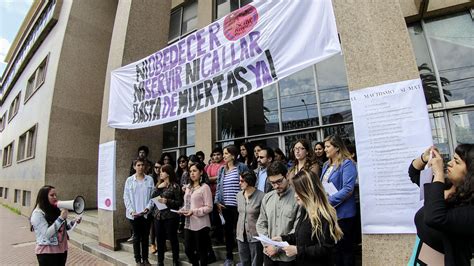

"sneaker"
[142, 259, 151, 265]
[127, 235, 134, 242]
[224, 259, 233, 266]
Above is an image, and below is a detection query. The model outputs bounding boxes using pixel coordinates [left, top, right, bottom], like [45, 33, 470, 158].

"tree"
[418, 63, 451, 104]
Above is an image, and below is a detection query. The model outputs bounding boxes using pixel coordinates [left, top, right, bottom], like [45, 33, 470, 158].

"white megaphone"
[55, 196, 85, 214]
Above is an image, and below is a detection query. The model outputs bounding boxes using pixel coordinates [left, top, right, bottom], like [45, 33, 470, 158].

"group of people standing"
[122, 134, 360, 266]
[26, 137, 474, 266]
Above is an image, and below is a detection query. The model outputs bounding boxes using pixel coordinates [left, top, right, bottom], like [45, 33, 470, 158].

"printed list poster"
[350, 79, 432, 234]
[97, 141, 116, 211]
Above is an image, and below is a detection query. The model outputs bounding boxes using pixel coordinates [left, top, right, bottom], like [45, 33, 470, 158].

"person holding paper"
[287, 139, 320, 181]
[30, 185, 82, 266]
[149, 164, 183, 266]
[408, 144, 474, 266]
[123, 158, 155, 265]
[274, 170, 342, 266]
[236, 171, 265, 266]
[149, 161, 162, 255]
[215, 145, 250, 266]
[256, 161, 300, 266]
[321, 135, 357, 266]
[180, 162, 213, 266]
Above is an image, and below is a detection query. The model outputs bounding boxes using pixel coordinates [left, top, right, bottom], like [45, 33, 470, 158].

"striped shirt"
[222, 167, 240, 206]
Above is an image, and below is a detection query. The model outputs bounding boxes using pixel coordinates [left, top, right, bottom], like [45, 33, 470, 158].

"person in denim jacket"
[123, 158, 155, 265]
[215, 144, 249, 266]
[321, 135, 357, 266]
[30, 185, 81, 266]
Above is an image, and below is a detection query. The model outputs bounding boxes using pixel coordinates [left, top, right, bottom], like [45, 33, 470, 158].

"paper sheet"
[151, 197, 168, 210]
[419, 167, 433, 200]
[253, 234, 289, 248]
[350, 79, 432, 234]
[323, 182, 338, 196]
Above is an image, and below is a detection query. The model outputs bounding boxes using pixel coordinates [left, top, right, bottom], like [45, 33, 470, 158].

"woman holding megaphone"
[30, 185, 81, 266]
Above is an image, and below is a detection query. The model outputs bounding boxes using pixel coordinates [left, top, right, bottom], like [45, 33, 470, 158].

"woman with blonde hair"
[321, 135, 357, 266]
[274, 170, 342, 265]
[287, 139, 320, 180]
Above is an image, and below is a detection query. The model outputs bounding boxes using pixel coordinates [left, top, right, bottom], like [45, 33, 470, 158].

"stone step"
[71, 219, 99, 241]
[68, 209, 99, 227]
[121, 240, 239, 262]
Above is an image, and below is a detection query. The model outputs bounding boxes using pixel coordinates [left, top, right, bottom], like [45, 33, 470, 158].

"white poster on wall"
[350, 78, 433, 234]
[97, 141, 116, 211]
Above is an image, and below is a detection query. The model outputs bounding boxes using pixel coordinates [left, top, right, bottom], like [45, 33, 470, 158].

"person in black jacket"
[408, 144, 474, 266]
[150, 164, 183, 266]
[274, 169, 343, 266]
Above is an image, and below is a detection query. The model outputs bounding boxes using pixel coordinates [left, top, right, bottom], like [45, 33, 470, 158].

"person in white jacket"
[124, 158, 155, 265]
[30, 185, 81, 266]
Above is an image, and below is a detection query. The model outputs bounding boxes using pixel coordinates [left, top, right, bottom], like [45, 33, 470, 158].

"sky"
[0, 0, 34, 78]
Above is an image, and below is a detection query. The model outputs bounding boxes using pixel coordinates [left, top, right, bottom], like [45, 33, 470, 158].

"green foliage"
[1, 203, 21, 215]
[418, 63, 451, 104]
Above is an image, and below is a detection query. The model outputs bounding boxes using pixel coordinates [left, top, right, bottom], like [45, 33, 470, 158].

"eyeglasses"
[154, 166, 160, 169]
[179, 160, 187, 163]
[269, 177, 285, 185]
[294, 147, 306, 151]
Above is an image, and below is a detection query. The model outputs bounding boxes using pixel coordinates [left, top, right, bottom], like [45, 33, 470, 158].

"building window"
[2, 142, 14, 167]
[14, 189, 21, 203]
[3, 188, 8, 199]
[216, 53, 352, 153]
[0, 187, 3, 198]
[168, 0, 198, 42]
[423, 12, 474, 108]
[164, 1, 198, 156]
[215, 0, 253, 20]
[163, 116, 195, 156]
[408, 11, 474, 159]
[22, 190, 31, 207]
[8, 92, 21, 122]
[17, 124, 37, 162]
[0, 113, 6, 132]
[24, 55, 49, 103]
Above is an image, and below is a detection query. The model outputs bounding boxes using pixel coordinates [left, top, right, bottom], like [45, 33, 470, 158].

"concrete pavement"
[0, 205, 112, 265]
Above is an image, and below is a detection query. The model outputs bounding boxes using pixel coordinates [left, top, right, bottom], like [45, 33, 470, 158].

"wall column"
[97, 0, 171, 250]
[333, 0, 419, 264]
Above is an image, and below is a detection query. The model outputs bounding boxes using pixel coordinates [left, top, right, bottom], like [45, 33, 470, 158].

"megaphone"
[55, 196, 85, 214]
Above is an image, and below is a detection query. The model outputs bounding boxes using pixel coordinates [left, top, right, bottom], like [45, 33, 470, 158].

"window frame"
[168, 0, 198, 43]
[17, 124, 38, 163]
[2, 141, 14, 168]
[8, 92, 21, 123]
[24, 54, 49, 104]
[0, 112, 6, 132]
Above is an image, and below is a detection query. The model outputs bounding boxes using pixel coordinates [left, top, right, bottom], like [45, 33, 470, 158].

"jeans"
[238, 240, 263, 266]
[155, 217, 180, 264]
[185, 227, 211, 266]
[36, 251, 67, 266]
[129, 216, 151, 262]
[222, 205, 238, 260]
[335, 217, 356, 266]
